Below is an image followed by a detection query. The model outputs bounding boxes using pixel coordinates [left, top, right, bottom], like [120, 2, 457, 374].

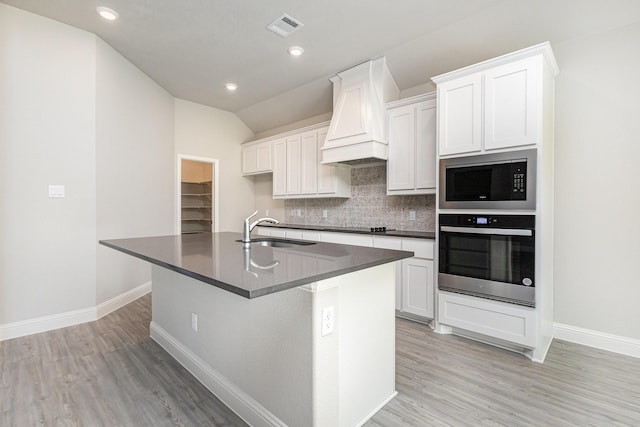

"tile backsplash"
[284, 164, 435, 231]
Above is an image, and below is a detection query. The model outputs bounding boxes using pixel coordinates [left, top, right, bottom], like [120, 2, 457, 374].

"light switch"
[48, 185, 65, 198]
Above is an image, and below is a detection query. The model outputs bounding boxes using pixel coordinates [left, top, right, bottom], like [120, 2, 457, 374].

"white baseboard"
[0, 282, 151, 342]
[0, 306, 96, 341]
[554, 322, 640, 359]
[150, 322, 286, 427]
[356, 391, 398, 427]
[96, 281, 152, 319]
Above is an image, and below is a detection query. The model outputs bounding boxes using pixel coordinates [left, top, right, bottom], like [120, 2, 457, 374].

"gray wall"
[553, 23, 640, 339]
[0, 5, 97, 323]
[1, 5, 190, 328]
[95, 37, 175, 305]
[174, 99, 256, 233]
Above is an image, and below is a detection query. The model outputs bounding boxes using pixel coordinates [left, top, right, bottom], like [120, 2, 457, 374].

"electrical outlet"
[48, 185, 65, 198]
[409, 210, 416, 221]
[321, 306, 334, 336]
[322, 209, 328, 218]
[297, 209, 303, 217]
[191, 312, 198, 332]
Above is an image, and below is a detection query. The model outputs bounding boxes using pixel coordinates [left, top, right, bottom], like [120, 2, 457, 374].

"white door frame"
[177, 154, 220, 234]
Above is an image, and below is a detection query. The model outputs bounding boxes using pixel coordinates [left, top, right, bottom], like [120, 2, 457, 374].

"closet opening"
[177, 155, 219, 234]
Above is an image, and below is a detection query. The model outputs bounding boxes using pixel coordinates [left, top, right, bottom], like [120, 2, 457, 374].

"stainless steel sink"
[237, 238, 316, 248]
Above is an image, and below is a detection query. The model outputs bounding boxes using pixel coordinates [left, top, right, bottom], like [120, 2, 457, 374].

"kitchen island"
[100, 232, 413, 427]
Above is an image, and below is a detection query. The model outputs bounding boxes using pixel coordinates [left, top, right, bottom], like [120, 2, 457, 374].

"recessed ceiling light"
[288, 46, 304, 57]
[225, 83, 238, 91]
[97, 6, 119, 21]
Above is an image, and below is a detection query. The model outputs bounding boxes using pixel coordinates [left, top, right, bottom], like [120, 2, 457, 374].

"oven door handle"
[440, 226, 533, 237]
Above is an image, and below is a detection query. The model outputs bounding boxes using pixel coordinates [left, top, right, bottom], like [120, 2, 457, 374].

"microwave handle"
[440, 226, 533, 237]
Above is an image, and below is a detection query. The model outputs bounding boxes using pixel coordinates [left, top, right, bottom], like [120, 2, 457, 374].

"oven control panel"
[440, 214, 535, 229]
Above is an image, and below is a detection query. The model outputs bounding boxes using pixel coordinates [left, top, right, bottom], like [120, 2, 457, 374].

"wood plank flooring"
[2, 294, 639, 426]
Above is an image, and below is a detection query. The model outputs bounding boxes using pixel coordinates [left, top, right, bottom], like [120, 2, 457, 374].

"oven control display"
[476, 217, 488, 225]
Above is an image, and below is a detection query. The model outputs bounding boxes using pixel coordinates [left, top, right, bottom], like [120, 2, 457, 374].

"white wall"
[553, 23, 640, 340]
[95, 38, 175, 304]
[174, 99, 255, 232]
[0, 5, 97, 323]
[0, 4, 176, 331]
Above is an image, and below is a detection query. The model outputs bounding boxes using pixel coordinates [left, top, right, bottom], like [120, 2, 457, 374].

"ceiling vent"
[267, 14, 304, 38]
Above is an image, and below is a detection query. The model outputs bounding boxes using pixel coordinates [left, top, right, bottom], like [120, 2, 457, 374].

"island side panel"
[337, 263, 397, 426]
[150, 265, 313, 427]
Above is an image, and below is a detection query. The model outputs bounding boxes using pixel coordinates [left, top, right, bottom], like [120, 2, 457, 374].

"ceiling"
[2, 0, 640, 134]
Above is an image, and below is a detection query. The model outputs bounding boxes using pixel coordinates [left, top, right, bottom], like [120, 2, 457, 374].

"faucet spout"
[242, 211, 279, 246]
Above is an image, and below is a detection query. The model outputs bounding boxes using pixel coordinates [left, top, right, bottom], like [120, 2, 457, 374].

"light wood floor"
[2, 294, 639, 426]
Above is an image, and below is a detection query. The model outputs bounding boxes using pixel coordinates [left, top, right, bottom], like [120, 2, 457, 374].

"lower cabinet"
[438, 291, 536, 347]
[256, 228, 435, 322]
[402, 257, 434, 319]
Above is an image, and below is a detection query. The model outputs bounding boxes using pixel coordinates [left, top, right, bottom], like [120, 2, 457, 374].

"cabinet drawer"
[438, 291, 536, 347]
[402, 239, 434, 259]
[321, 232, 373, 247]
[373, 236, 402, 250]
[284, 230, 304, 240]
[302, 230, 322, 242]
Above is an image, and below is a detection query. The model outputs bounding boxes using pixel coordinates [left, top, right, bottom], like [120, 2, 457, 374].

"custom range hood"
[321, 57, 399, 165]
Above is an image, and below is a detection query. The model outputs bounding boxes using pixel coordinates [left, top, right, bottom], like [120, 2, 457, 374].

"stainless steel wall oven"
[439, 214, 535, 307]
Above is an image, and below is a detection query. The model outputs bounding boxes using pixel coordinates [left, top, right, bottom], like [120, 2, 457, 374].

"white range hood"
[321, 57, 399, 165]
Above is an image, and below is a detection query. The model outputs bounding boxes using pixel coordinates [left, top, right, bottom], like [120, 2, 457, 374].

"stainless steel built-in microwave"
[439, 149, 537, 210]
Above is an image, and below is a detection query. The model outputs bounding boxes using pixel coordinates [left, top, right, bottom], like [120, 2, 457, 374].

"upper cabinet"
[241, 140, 272, 175]
[243, 123, 350, 199]
[386, 93, 437, 195]
[273, 125, 351, 199]
[433, 43, 559, 157]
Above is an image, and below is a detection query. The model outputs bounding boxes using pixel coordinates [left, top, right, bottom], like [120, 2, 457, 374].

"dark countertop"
[100, 232, 413, 299]
[259, 223, 435, 240]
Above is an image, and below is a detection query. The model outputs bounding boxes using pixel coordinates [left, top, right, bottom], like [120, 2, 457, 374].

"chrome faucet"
[242, 210, 279, 247]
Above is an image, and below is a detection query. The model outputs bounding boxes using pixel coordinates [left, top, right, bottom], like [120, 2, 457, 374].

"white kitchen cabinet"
[271, 124, 350, 199]
[402, 257, 434, 319]
[241, 140, 272, 175]
[438, 291, 536, 347]
[436, 73, 483, 156]
[398, 239, 434, 321]
[373, 236, 403, 311]
[286, 134, 302, 195]
[483, 57, 539, 150]
[386, 94, 437, 195]
[300, 130, 318, 194]
[257, 227, 435, 322]
[433, 43, 558, 156]
[321, 231, 373, 247]
[317, 127, 349, 194]
[272, 138, 287, 196]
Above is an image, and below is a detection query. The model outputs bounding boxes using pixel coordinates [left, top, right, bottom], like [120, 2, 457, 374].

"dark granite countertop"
[259, 223, 435, 240]
[100, 232, 413, 299]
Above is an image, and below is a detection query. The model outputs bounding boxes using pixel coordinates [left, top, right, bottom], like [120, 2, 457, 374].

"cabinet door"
[402, 258, 434, 319]
[300, 130, 318, 194]
[317, 127, 335, 194]
[415, 100, 437, 190]
[438, 73, 482, 156]
[387, 105, 415, 191]
[256, 141, 272, 172]
[272, 138, 287, 196]
[286, 134, 301, 195]
[373, 237, 403, 311]
[242, 145, 257, 175]
[484, 57, 539, 150]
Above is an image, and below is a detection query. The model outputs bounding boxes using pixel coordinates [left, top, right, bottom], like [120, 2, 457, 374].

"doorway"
[177, 155, 219, 234]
